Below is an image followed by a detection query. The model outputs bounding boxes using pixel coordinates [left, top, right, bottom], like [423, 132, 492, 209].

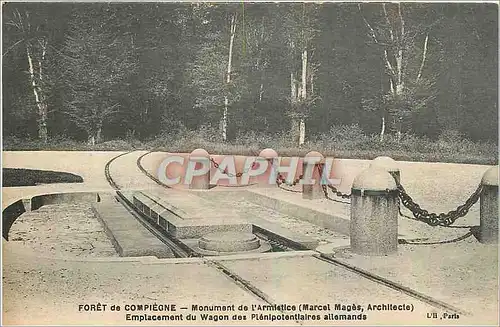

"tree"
[188, 4, 248, 141]
[283, 3, 319, 146]
[358, 3, 439, 141]
[60, 4, 138, 144]
[4, 6, 53, 142]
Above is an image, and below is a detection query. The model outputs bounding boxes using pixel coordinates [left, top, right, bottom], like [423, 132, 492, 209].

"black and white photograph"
[1, 1, 498, 325]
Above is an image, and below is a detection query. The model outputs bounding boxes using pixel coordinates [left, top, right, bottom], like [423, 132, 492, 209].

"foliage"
[58, 4, 139, 142]
[2, 2, 497, 147]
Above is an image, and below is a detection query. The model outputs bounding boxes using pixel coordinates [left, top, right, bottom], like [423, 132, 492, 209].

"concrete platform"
[3, 238, 497, 325]
[132, 191, 252, 239]
[91, 194, 174, 258]
[135, 189, 321, 250]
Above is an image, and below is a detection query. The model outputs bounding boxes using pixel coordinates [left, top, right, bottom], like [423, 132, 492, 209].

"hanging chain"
[396, 183, 483, 227]
[209, 155, 483, 226]
[209, 157, 257, 178]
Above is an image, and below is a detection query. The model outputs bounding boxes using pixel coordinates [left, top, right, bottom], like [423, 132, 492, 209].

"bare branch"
[396, 3, 405, 88]
[3, 38, 25, 56]
[383, 49, 396, 78]
[359, 4, 395, 78]
[102, 103, 120, 117]
[38, 38, 47, 81]
[398, 3, 405, 39]
[63, 109, 88, 124]
[357, 4, 380, 44]
[5, 21, 22, 29]
[382, 4, 394, 42]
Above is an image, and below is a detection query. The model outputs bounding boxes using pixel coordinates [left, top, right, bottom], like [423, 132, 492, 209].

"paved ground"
[2, 151, 122, 209]
[2, 242, 270, 326]
[2, 151, 498, 326]
[335, 240, 498, 322]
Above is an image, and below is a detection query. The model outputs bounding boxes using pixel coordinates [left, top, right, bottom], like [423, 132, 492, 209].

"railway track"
[136, 150, 168, 189]
[106, 151, 300, 316]
[105, 150, 471, 317]
[105, 151, 194, 258]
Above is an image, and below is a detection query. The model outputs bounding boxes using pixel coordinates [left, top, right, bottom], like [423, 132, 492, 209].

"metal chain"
[209, 157, 257, 178]
[396, 183, 483, 227]
[210, 156, 482, 226]
[271, 162, 352, 203]
[276, 173, 303, 187]
[272, 163, 351, 203]
[317, 164, 351, 203]
[275, 172, 303, 193]
[326, 184, 351, 199]
[399, 230, 474, 245]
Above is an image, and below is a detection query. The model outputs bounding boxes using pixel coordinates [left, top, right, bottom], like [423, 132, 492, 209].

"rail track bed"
[99, 151, 478, 317]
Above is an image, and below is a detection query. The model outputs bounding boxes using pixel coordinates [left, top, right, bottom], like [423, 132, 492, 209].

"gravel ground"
[8, 204, 117, 258]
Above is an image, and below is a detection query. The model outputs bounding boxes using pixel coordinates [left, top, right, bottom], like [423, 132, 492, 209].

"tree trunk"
[88, 135, 95, 146]
[380, 116, 385, 142]
[26, 45, 48, 143]
[310, 70, 314, 95]
[38, 41, 48, 142]
[301, 49, 307, 99]
[96, 125, 102, 144]
[258, 17, 265, 103]
[221, 96, 228, 142]
[88, 125, 102, 146]
[416, 33, 429, 83]
[221, 13, 237, 142]
[298, 48, 308, 146]
[38, 103, 48, 142]
[290, 71, 299, 142]
[298, 118, 305, 145]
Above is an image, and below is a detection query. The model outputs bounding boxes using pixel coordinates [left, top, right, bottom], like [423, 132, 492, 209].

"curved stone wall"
[2, 192, 100, 240]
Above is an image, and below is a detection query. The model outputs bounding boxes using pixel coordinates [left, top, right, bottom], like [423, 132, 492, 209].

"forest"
[2, 2, 498, 163]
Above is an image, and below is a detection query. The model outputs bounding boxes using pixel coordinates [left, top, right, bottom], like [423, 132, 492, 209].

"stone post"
[257, 148, 278, 187]
[370, 156, 400, 185]
[188, 148, 210, 190]
[350, 166, 399, 256]
[302, 151, 325, 200]
[480, 166, 499, 244]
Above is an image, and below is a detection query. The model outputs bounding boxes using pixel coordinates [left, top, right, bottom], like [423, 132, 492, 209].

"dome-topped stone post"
[480, 166, 499, 244]
[302, 151, 325, 200]
[188, 148, 210, 190]
[350, 166, 399, 256]
[370, 156, 400, 185]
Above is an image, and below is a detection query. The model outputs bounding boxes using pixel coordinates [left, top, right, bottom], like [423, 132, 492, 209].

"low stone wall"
[2, 192, 100, 240]
[2, 199, 26, 240]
